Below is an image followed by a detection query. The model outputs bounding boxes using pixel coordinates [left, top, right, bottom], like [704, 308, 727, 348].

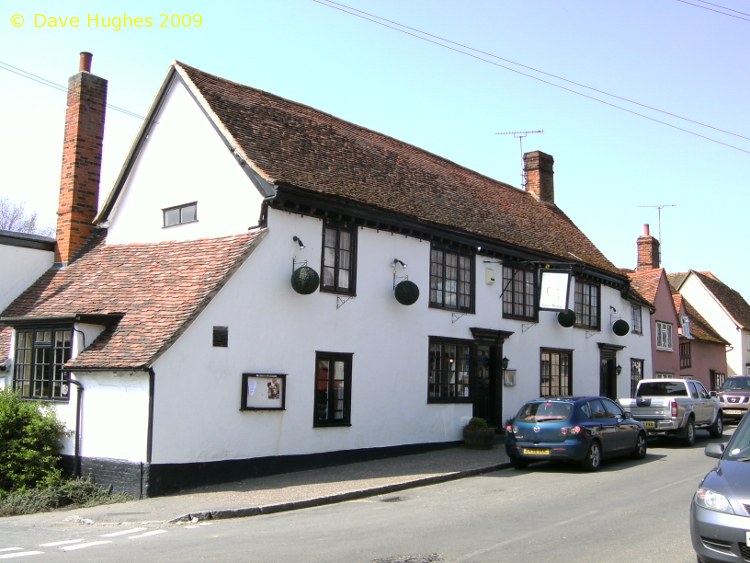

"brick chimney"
[636, 223, 660, 271]
[523, 151, 554, 204]
[55, 52, 107, 266]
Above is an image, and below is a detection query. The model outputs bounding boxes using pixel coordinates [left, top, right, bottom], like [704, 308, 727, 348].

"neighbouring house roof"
[1, 229, 266, 370]
[670, 271, 750, 330]
[102, 62, 623, 281]
[627, 268, 666, 307]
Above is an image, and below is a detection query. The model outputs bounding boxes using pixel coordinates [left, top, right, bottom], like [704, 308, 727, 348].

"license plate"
[725, 410, 743, 415]
[523, 448, 550, 456]
[746, 531, 750, 547]
[644, 421, 656, 429]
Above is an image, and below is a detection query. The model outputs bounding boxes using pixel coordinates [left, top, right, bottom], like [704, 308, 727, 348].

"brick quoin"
[55, 52, 108, 266]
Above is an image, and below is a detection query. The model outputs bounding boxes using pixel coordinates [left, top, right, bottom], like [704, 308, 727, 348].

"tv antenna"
[638, 204, 676, 264]
[496, 129, 544, 187]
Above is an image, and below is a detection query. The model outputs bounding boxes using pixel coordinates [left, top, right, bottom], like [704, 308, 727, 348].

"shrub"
[0, 388, 66, 492]
[0, 478, 130, 516]
[464, 417, 489, 430]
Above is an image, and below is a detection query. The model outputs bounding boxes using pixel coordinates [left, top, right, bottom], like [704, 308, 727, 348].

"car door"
[602, 397, 637, 453]
[586, 399, 619, 455]
[690, 381, 713, 425]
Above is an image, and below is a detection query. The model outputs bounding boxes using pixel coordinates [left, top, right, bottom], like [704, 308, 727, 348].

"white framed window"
[655, 321, 673, 351]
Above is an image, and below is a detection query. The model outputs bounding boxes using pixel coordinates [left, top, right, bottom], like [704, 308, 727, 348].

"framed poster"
[241, 373, 286, 411]
[538, 269, 571, 311]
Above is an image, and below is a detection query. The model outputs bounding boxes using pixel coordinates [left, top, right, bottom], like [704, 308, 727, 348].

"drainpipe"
[66, 379, 84, 478]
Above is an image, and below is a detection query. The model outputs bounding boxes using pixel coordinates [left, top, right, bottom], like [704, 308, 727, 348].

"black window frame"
[429, 245, 474, 313]
[320, 222, 357, 295]
[428, 337, 473, 403]
[502, 265, 537, 321]
[163, 202, 198, 228]
[680, 341, 692, 369]
[631, 303, 643, 335]
[13, 326, 72, 401]
[630, 358, 644, 397]
[574, 279, 600, 330]
[540, 348, 573, 397]
[314, 351, 353, 427]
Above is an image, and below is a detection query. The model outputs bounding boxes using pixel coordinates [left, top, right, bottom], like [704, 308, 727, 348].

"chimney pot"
[79, 52, 93, 73]
[643, 224, 650, 236]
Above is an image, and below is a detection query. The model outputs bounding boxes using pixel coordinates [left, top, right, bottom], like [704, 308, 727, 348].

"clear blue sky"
[2, 0, 748, 300]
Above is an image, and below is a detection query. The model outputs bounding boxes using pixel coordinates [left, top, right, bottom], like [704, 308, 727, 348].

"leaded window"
[656, 321, 673, 351]
[574, 280, 600, 329]
[502, 266, 536, 320]
[429, 246, 473, 312]
[428, 338, 472, 402]
[13, 327, 72, 401]
[540, 348, 572, 397]
[631, 304, 643, 335]
[321, 223, 357, 295]
[314, 352, 352, 426]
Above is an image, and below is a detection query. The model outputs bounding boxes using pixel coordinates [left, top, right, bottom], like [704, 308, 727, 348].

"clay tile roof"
[627, 269, 664, 305]
[693, 271, 750, 329]
[1, 229, 266, 370]
[175, 63, 620, 276]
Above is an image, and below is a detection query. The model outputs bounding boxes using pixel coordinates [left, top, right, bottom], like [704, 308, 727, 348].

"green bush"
[465, 416, 489, 430]
[0, 388, 66, 492]
[0, 478, 130, 516]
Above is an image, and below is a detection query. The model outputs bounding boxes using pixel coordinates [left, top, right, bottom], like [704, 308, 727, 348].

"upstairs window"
[631, 304, 643, 335]
[163, 202, 197, 227]
[430, 246, 473, 312]
[680, 341, 692, 369]
[502, 266, 536, 321]
[656, 321, 673, 351]
[321, 223, 357, 295]
[13, 327, 72, 401]
[574, 280, 600, 329]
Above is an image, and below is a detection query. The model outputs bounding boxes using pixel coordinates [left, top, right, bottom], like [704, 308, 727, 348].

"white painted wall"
[104, 78, 265, 244]
[147, 207, 650, 464]
[0, 242, 53, 311]
[680, 274, 746, 376]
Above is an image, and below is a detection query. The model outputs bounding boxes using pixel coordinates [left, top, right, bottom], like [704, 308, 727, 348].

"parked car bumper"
[690, 502, 750, 562]
[719, 404, 748, 422]
[505, 440, 589, 463]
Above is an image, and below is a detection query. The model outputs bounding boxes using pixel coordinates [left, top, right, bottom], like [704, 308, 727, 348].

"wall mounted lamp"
[616, 365, 622, 376]
[502, 356, 510, 371]
[393, 258, 407, 269]
[293, 236, 305, 249]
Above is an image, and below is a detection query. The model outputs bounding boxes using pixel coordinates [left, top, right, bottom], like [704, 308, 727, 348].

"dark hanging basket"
[291, 266, 320, 295]
[612, 319, 630, 336]
[394, 280, 420, 305]
[557, 309, 576, 328]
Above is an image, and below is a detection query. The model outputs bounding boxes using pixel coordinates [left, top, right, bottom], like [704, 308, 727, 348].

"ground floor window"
[314, 352, 352, 426]
[428, 337, 472, 402]
[13, 327, 72, 401]
[540, 348, 572, 397]
[630, 358, 644, 397]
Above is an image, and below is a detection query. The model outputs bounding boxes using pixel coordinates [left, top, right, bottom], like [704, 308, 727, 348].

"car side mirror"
[705, 442, 725, 459]
[623, 411, 632, 419]
[709, 391, 717, 397]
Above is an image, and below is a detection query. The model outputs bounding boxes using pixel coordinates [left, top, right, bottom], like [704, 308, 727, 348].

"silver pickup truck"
[618, 378, 723, 446]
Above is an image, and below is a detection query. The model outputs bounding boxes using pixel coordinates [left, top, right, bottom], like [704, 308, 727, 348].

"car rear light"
[561, 425, 583, 436]
[671, 400, 678, 418]
[505, 424, 514, 433]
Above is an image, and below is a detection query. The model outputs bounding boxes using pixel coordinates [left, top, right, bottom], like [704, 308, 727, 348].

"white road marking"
[100, 528, 147, 538]
[59, 540, 112, 551]
[39, 539, 84, 547]
[0, 550, 22, 554]
[0, 552, 44, 560]
[128, 530, 167, 540]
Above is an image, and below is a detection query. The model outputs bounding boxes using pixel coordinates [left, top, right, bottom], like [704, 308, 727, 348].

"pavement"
[3, 438, 511, 529]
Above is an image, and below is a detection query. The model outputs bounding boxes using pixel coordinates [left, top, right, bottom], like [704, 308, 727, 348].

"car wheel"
[631, 432, 647, 460]
[709, 413, 723, 438]
[681, 419, 696, 447]
[581, 440, 601, 471]
[510, 456, 529, 470]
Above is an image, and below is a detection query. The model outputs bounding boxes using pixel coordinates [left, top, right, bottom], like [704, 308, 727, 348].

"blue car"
[505, 396, 648, 471]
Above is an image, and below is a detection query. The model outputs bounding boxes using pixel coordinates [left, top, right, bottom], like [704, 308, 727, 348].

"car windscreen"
[636, 382, 688, 397]
[723, 417, 750, 461]
[517, 401, 573, 422]
[722, 377, 750, 391]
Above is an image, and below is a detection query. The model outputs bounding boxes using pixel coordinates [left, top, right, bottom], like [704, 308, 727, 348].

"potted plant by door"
[462, 417, 496, 449]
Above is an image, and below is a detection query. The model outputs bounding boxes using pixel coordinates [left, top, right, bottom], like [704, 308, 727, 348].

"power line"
[0, 60, 146, 120]
[313, 0, 750, 155]
[674, 0, 750, 21]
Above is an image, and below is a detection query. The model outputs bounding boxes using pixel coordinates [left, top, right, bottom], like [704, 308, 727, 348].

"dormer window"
[163, 202, 197, 227]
